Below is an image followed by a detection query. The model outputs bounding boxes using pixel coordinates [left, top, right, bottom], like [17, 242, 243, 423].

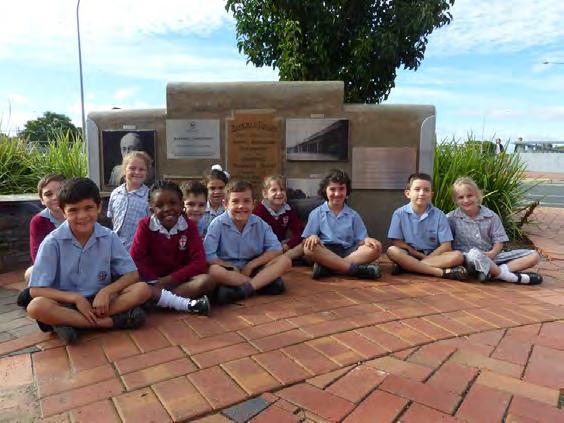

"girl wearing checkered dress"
[107, 151, 151, 250]
[447, 177, 542, 284]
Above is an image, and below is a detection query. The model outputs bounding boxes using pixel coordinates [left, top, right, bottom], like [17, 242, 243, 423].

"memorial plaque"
[226, 111, 282, 195]
[352, 147, 417, 189]
[166, 119, 220, 159]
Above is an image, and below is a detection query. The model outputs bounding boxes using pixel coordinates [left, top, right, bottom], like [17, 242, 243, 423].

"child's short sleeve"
[301, 208, 321, 239]
[387, 209, 404, 240]
[262, 222, 282, 252]
[109, 232, 137, 277]
[490, 214, 509, 244]
[351, 211, 368, 243]
[203, 219, 221, 261]
[436, 211, 454, 243]
[29, 237, 59, 288]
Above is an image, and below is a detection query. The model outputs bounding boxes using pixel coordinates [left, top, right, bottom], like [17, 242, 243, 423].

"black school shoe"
[312, 263, 333, 279]
[53, 326, 79, 345]
[355, 263, 381, 280]
[515, 272, 543, 285]
[188, 295, 211, 316]
[391, 262, 405, 275]
[111, 307, 146, 330]
[442, 266, 469, 281]
[215, 285, 249, 305]
[257, 277, 286, 295]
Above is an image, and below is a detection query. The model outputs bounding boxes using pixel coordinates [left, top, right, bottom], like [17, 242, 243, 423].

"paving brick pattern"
[0, 207, 562, 421]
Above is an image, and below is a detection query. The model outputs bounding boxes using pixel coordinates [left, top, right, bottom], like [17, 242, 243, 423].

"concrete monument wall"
[87, 81, 435, 244]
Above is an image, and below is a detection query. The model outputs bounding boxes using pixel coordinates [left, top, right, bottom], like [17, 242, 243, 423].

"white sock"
[156, 289, 195, 312]
[497, 264, 518, 283]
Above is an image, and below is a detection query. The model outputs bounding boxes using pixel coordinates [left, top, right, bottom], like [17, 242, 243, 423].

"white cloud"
[428, 0, 564, 55]
[114, 87, 138, 100]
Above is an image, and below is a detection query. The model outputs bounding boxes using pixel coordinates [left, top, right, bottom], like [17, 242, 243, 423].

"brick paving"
[0, 207, 562, 422]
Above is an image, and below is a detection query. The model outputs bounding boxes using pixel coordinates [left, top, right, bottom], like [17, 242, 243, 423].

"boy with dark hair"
[25, 177, 152, 344]
[181, 180, 209, 237]
[386, 172, 467, 280]
[204, 179, 291, 304]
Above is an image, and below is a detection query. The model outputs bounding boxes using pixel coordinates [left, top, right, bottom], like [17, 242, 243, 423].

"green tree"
[21, 111, 80, 141]
[226, 0, 455, 103]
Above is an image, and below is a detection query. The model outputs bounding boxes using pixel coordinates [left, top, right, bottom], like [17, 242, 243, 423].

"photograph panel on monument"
[286, 118, 349, 161]
[101, 129, 157, 189]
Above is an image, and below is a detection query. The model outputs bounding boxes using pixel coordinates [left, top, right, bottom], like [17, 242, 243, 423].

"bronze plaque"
[352, 147, 417, 189]
[226, 111, 282, 196]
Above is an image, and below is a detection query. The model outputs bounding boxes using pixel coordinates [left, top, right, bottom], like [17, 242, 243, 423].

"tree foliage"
[21, 111, 79, 141]
[226, 0, 455, 103]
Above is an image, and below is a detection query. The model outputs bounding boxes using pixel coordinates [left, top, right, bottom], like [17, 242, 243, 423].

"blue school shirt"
[301, 202, 367, 249]
[204, 212, 282, 269]
[387, 203, 453, 255]
[29, 221, 137, 297]
[107, 184, 150, 250]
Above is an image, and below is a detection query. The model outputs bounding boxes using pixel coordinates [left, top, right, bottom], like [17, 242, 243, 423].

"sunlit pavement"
[0, 207, 563, 422]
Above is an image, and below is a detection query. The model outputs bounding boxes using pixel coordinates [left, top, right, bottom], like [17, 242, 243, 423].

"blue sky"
[1, 0, 563, 145]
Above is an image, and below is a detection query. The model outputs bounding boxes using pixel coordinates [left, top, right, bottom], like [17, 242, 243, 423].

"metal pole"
[77, 0, 86, 143]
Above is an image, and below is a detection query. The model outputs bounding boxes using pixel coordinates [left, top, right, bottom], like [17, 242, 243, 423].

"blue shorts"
[325, 243, 358, 258]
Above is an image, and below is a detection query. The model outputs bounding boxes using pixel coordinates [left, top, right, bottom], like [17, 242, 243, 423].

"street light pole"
[76, 0, 86, 143]
[542, 61, 564, 65]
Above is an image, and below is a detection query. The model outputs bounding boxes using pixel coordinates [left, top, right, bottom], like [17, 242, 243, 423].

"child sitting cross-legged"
[302, 169, 382, 280]
[130, 180, 213, 314]
[448, 176, 542, 284]
[25, 178, 152, 345]
[204, 179, 291, 305]
[387, 172, 467, 280]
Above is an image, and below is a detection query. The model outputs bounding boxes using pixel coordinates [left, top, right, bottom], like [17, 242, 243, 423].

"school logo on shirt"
[179, 235, 188, 251]
[97, 271, 107, 281]
[282, 216, 289, 227]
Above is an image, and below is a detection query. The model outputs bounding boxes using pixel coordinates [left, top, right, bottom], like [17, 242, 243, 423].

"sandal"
[515, 272, 543, 285]
[442, 266, 469, 281]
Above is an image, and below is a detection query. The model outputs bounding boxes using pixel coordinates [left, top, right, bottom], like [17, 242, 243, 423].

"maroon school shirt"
[29, 213, 56, 263]
[130, 216, 207, 284]
[253, 202, 305, 249]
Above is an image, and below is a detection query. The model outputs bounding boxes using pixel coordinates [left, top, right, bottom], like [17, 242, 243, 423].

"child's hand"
[241, 263, 256, 277]
[282, 243, 290, 252]
[92, 288, 111, 317]
[364, 237, 382, 255]
[485, 250, 497, 260]
[75, 296, 97, 324]
[304, 235, 321, 250]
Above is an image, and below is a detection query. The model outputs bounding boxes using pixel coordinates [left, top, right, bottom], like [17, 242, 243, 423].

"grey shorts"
[325, 243, 359, 258]
[494, 249, 538, 264]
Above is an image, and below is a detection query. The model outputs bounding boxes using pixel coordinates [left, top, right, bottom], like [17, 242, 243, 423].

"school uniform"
[130, 215, 207, 283]
[201, 202, 225, 233]
[302, 202, 367, 255]
[29, 208, 64, 263]
[253, 201, 304, 248]
[107, 183, 150, 250]
[447, 206, 534, 264]
[204, 212, 282, 269]
[29, 221, 137, 298]
[387, 203, 453, 255]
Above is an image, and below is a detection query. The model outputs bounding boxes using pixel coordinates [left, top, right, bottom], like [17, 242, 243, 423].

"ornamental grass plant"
[433, 136, 534, 240]
[0, 131, 86, 194]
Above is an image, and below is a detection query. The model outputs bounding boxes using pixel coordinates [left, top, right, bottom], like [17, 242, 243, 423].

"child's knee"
[529, 252, 541, 265]
[208, 264, 224, 278]
[131, 282, 152, 302]
[24, 266, 33, 283]
[26, 297, 51, 320]
[452, 250, 464, 264]
[386, 245, 401, 259]
[304, 243, 323, 258]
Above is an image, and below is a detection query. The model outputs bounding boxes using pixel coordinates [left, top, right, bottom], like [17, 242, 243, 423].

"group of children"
[20, 150, 543, 344]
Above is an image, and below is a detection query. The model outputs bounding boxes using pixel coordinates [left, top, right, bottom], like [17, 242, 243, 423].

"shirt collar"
[452, 205, 494, 220]
[149, 214, 188, 236]
[220, 212, 258, 231]
[39, 208, 64, 227]
[206, 202, 225, 215]
[404, 203, 434, 220]
[261, 200, 291, 217]
[321, 201, 351, 217]
[53, 221, 107, 241]
[117, 183, 149, 198]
